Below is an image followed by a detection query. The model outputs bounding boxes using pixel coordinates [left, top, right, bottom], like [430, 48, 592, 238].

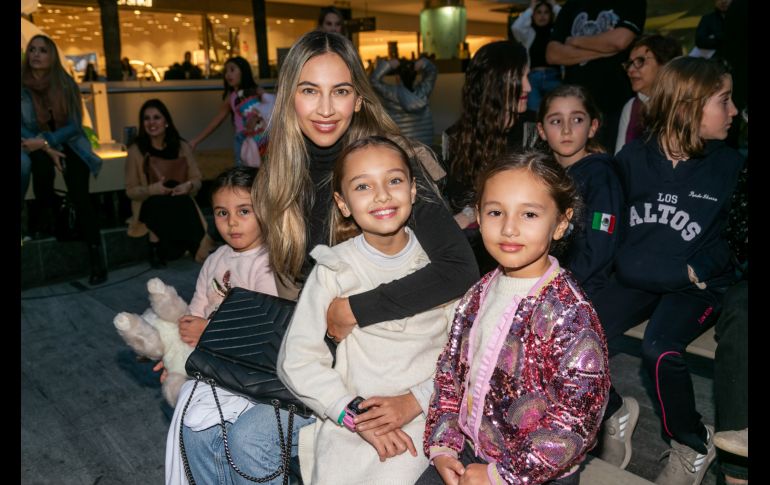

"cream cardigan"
[278, 234, 456, 484]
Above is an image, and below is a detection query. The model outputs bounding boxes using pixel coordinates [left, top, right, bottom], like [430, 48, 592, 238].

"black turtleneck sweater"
[304, 137, 479, 327]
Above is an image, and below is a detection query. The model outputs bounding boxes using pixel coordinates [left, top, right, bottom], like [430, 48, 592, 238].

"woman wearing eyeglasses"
[615, 34, 682, 154]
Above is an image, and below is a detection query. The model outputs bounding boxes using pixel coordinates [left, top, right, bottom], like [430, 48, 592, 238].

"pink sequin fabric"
[424, 266, 611, 484]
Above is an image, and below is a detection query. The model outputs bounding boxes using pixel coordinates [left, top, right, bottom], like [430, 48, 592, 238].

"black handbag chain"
[179, 373, 296, 484]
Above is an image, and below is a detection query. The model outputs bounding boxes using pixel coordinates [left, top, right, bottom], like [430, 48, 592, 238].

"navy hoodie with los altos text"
[613, 137, 744, 293]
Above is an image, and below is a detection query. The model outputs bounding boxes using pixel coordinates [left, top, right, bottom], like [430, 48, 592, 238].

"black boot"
[88, 244, 108, 285]
[149, 241, 166, 269]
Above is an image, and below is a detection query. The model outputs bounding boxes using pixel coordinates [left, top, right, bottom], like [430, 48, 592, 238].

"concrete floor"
[21, 259, 722, 484]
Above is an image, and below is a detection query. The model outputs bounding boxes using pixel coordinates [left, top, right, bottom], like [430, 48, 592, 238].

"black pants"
[415, 445, 579, 485]
[139, 194, 205, 260]
[591, 278, 723, 450]
[30, 145, 100, 245]
[714, 280, 748, 480]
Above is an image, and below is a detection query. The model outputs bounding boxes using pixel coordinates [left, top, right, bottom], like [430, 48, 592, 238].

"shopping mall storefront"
[26, 0, 505, 81]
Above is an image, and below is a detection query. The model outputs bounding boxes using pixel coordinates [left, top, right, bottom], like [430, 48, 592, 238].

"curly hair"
[447, 40, 529, 189]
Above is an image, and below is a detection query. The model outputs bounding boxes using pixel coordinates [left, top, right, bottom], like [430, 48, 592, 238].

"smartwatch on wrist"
[342, 396, 367, 432]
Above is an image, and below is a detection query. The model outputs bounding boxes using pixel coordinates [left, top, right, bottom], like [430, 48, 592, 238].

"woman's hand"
[21, 137, 48, 152]
[178, 315, 208, 346]
[148, 178, 172, 196]
[358, 427, 417, 462]
[433, 455, 465, 485]
[21, 138, 66, 171]
[171, 180, 193, 196]
[45, 148, 66, 172]
[355, 392, 422, 435]
[326, 297, 357, 342]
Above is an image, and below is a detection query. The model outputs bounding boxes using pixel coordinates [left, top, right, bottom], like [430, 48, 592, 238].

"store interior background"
[26, 0, 716, 83]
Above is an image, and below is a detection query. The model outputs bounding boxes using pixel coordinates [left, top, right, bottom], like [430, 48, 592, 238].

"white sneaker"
[598, 396, 639, 469]
[655, 425, 716, 485]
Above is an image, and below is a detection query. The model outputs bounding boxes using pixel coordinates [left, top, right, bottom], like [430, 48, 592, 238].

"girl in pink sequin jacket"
[421, 152, 610, 485]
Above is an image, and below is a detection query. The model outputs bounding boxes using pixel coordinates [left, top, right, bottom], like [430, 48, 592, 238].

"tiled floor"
[21, 259, 723, 484]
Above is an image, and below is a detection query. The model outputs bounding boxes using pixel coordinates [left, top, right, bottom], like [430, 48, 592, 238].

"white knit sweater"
[278, 232, 456, 484]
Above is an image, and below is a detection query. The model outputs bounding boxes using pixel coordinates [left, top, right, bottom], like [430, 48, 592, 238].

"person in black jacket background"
[536, 84, 623, 299]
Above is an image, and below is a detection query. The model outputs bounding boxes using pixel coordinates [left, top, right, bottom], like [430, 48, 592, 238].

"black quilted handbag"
[180, 287, 312, 485]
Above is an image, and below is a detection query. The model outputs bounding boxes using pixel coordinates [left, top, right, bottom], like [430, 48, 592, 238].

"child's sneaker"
[713, 427, 748, 457]
[598, 395, 639, 469]
[655, 425, 716, 485]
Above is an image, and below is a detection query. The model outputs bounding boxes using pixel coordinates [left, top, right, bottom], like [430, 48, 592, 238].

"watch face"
[348, 396, 367, 415]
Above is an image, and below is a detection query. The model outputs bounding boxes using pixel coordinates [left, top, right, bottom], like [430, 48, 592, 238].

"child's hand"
[458, 463, 489, 485]
[433, 455, 465, 485]
[153, 361, 168, 383]
[178, 315, 208, 346]
[326, 297, 357, 342]
[358, 427, 417, 462]
[355, 392, 422, 435]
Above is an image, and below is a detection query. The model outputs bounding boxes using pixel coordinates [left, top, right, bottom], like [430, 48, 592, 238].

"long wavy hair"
[255, 31, 401, 280]
[448, 40, 529, 187]
[21, 35, 82, 124]
[133, 98, 182, 156]
[644, 56, 731, 160]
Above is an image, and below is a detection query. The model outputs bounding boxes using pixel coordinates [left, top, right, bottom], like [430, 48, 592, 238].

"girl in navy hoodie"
[536, 84, 623, 299]
[591, 57, 743, 485]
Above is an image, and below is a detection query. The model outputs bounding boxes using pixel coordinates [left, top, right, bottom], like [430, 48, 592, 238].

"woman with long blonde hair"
[21, 34, 107, 284]
[167, 31, 477, 485]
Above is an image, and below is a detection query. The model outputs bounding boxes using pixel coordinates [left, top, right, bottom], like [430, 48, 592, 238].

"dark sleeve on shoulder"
[349, 193, 480, 327]
[695, 13, 721, 49]
[615, 0, 646, 35]
[565, 160, 624, 295]
[549, 1, 575, 43]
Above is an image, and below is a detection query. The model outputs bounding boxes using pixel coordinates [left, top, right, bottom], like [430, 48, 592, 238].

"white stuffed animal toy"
[114, 277, 195, 406]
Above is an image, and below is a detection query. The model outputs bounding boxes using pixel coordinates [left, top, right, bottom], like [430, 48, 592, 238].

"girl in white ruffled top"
[277, 135, 457, 485]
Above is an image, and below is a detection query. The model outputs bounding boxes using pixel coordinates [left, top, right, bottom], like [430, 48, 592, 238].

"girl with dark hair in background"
[512, 0, 562, 116]
[189, 56, 275, 166]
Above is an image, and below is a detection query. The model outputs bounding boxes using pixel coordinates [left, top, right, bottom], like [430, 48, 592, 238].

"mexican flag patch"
[592, 212, 616, 234]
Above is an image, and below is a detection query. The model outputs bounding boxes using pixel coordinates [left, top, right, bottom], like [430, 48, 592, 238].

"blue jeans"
[21, 151, 31, 205]
[233, 134, 244, 167]
[527, 68, 562, 113]
[182, 403, 315, 485]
